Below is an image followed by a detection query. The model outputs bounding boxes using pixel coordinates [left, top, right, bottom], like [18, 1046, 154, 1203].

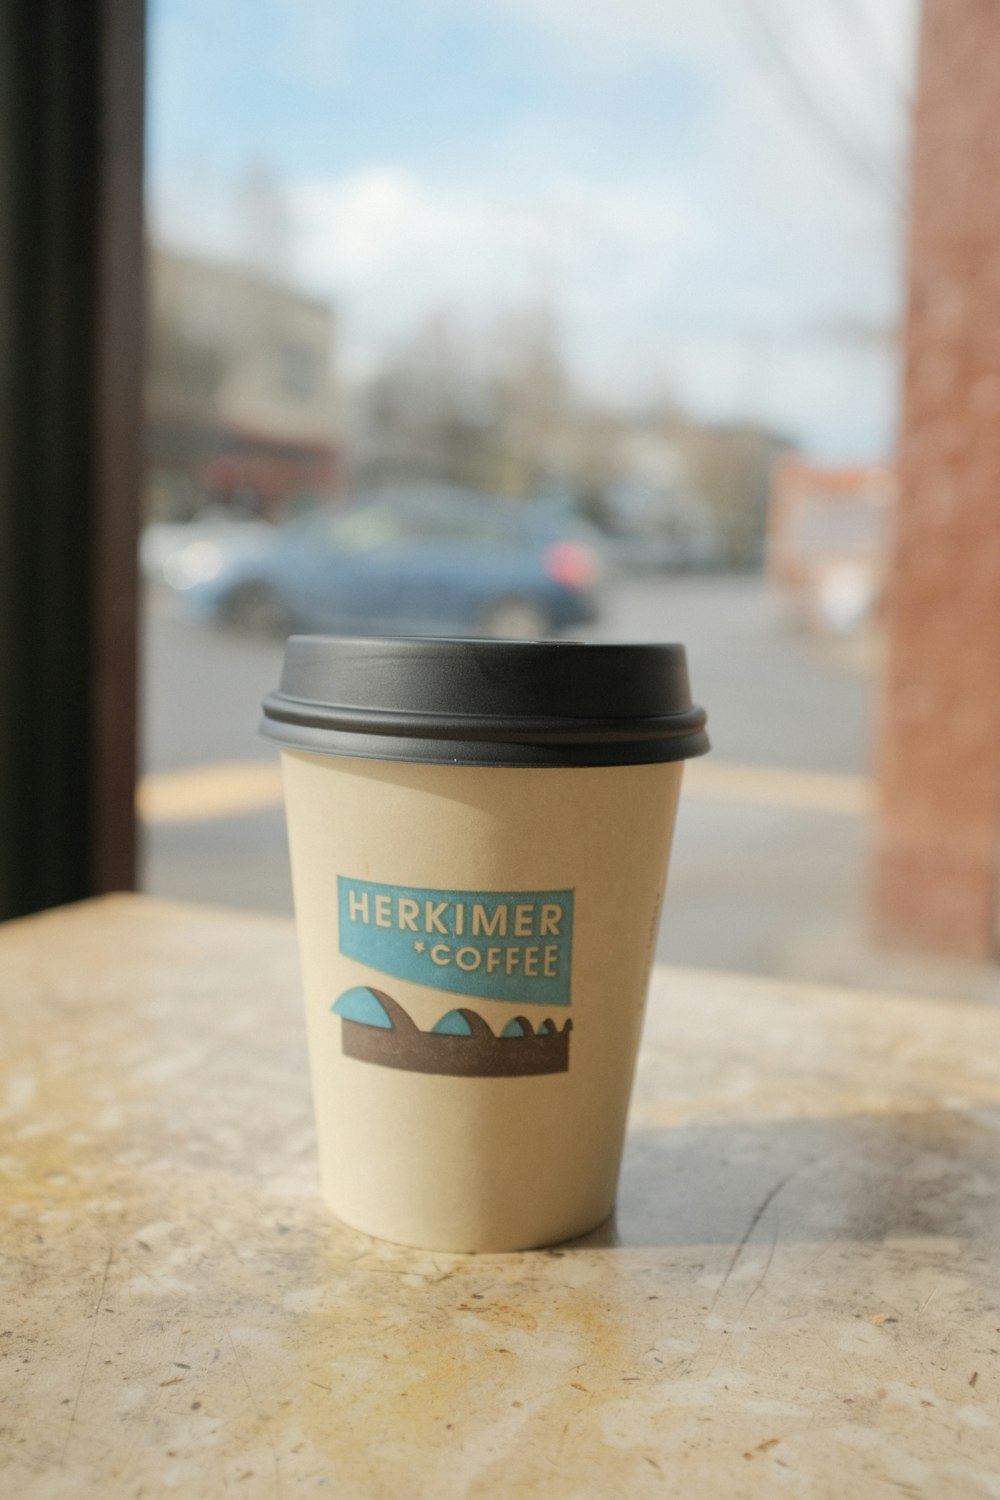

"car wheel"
[222, 581, 289, 636]
[478, 598, 552, 640]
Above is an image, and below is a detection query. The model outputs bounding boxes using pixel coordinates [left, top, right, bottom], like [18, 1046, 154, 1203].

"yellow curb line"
[683, 760, 870, 815]
[137, 758, 871, 827]
[137, 761, 284, 824]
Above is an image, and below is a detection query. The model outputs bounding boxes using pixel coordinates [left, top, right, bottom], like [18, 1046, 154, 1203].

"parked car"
[157, 486, 604, 638]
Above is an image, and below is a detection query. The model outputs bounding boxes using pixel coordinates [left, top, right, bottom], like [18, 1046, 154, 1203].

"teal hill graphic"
[332, 987, 572, 1077]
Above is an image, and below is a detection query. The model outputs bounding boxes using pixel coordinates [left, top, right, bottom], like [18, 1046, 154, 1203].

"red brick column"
[872, 0, 1000, 958]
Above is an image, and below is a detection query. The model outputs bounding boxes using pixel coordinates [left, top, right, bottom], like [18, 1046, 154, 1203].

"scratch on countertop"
[61, 1246, 113, 1463]
[712, 1168, 798, 1311]
[226, 1325, 254, 1398]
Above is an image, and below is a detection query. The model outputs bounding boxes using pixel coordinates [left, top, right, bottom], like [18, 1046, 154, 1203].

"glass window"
[140, 1, 950, 1000]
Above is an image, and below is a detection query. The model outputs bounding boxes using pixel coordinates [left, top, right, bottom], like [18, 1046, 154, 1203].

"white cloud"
[288, 165, 712, 367]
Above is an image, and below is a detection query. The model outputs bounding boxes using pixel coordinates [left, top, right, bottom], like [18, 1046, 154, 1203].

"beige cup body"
[282, 750, 682, 1252]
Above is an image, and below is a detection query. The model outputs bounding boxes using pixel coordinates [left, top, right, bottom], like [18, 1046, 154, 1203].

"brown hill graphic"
[338, 988, 572, 1077]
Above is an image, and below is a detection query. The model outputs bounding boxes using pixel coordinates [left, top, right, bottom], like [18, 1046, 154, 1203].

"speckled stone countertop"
[3, 895, 999, 1498]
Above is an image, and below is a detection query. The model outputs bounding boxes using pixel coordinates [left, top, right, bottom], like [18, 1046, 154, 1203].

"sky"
[148, 0, 919, 458]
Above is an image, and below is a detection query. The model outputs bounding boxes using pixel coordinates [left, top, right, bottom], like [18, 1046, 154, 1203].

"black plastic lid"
[260, 635, 709, 768]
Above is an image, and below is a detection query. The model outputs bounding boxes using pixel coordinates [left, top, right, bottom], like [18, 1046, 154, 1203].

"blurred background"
[134, 0, 999, 998]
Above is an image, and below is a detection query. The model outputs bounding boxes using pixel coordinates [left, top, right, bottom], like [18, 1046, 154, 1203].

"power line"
[831, 0, 915, 110]
[741, 0, 902, 194]
[728, 0, 906, 202]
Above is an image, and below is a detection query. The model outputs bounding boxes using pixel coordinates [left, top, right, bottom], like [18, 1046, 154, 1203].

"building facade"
[147, 247, 340, 519]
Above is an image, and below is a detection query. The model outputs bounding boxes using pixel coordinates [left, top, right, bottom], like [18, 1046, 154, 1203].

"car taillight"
[543, 540, 601, 590]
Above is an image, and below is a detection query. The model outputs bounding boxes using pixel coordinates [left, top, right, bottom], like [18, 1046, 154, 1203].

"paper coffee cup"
[262, 637, 708, 1252]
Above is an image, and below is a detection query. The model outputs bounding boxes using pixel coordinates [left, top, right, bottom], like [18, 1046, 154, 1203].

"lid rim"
[259, 718, 710, 768]
[261, 690, 707, 745]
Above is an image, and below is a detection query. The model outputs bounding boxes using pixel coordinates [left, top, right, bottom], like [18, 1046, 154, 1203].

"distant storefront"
[147, 422, 340, 518]
[146, 246, 341, 519]
[767, 459, 895, 633]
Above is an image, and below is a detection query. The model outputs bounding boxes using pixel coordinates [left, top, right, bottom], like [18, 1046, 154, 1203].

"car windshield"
[286, 491, 529, 553]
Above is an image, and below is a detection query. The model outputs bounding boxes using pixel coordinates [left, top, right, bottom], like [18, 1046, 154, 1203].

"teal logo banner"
[337, 877, 574, 1005]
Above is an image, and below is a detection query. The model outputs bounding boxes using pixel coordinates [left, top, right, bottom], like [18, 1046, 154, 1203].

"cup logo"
[337, 877, 574, 1005]
[333, 878, 575, 1077]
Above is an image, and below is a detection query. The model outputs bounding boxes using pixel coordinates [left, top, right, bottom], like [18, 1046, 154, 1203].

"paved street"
[140, 574, 999, 1000]
[141, 572, 874, 774]
[143, 577, 860, 961]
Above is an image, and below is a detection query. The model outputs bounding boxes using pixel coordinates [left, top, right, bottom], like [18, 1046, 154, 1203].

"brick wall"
[872, 0, 1000, 957]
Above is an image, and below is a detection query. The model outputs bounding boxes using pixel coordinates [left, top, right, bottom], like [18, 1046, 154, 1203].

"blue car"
[162, 486, 604, 638]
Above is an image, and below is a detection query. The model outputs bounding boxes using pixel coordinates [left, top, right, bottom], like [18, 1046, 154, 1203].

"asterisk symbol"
[413, 939, 426, 952]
